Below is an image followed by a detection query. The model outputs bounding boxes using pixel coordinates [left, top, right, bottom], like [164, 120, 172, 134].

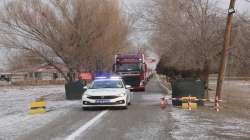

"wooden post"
[215, 0, 236, 101]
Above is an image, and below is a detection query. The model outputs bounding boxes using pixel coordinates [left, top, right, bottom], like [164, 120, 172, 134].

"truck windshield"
[116, 63, 141, 72]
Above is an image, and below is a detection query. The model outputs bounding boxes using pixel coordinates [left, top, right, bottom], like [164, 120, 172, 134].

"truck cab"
[113, 53, 147, 91]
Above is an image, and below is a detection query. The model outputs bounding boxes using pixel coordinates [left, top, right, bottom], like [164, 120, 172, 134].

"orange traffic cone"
[160, 97, 167, 109]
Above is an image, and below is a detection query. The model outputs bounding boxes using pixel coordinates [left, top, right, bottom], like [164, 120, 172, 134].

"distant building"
[12, 63, 68, 81]
[0, 64, 68, 85]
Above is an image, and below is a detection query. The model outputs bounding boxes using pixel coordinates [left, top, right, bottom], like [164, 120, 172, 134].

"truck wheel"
[141, 88, 145, 92]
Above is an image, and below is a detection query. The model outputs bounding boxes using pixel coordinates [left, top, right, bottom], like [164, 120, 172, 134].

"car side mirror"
[125, 85, 132, 89]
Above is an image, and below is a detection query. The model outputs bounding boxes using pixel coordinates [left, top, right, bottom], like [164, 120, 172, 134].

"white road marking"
[65, 110, 108, 140]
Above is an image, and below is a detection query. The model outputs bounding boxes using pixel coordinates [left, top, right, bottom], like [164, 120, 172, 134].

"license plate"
[95, 99, 110, 104]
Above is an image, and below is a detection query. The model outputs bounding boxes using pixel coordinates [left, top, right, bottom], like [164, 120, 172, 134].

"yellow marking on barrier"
[182, 103, 198, 109]
[31, 101, 47, 108]
[181, 97, 197, 101]
[29, 101, 47, 115]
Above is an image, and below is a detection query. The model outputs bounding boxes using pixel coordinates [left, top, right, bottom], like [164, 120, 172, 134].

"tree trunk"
[201, 60, 210, 100]
[67, 68, 76, 84]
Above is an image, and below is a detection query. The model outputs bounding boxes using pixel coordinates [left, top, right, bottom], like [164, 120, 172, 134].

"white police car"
[82, 76, 132, 110]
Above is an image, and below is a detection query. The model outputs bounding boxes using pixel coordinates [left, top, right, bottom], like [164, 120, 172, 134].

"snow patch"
[0, 85, 81, 139]
[170, 108, 250, 140]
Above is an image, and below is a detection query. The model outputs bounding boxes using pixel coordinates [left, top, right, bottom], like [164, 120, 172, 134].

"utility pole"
[215, 0, 236, 101]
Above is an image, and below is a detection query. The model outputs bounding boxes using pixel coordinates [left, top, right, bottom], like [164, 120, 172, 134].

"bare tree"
[141, 0, 250, 98]
[140, 0, 225, 98]
[6, 50, 44, 71]
[227, 15, 250, 76]
[0, 0, 130, 83]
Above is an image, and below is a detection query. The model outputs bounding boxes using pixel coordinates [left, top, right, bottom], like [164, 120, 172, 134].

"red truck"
[113, 53, 151, 91]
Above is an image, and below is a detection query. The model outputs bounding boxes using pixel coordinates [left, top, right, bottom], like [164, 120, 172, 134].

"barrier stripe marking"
[65, 110, 108, 140]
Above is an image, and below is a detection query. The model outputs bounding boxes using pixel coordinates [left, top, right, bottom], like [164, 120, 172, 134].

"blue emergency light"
[94, 72, 122, 79]
[95, 72, 109, 79]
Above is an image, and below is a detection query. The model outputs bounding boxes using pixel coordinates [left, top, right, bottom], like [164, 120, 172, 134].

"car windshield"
[116, 63, 141, 72]
[90, 80, 124, 89]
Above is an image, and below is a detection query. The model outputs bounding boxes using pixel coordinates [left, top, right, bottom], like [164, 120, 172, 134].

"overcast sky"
[0, 0, 250, 70]
[223, 0, 250, 12]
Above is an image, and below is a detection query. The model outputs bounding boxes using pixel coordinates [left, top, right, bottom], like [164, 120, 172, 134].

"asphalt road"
[18, 78, 250, 140]
[19, 77, 175, 140]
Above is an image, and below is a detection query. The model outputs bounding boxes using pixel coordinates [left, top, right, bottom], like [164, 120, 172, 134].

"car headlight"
[83, 94, 90, 98]
[119, 93, 126, 97]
